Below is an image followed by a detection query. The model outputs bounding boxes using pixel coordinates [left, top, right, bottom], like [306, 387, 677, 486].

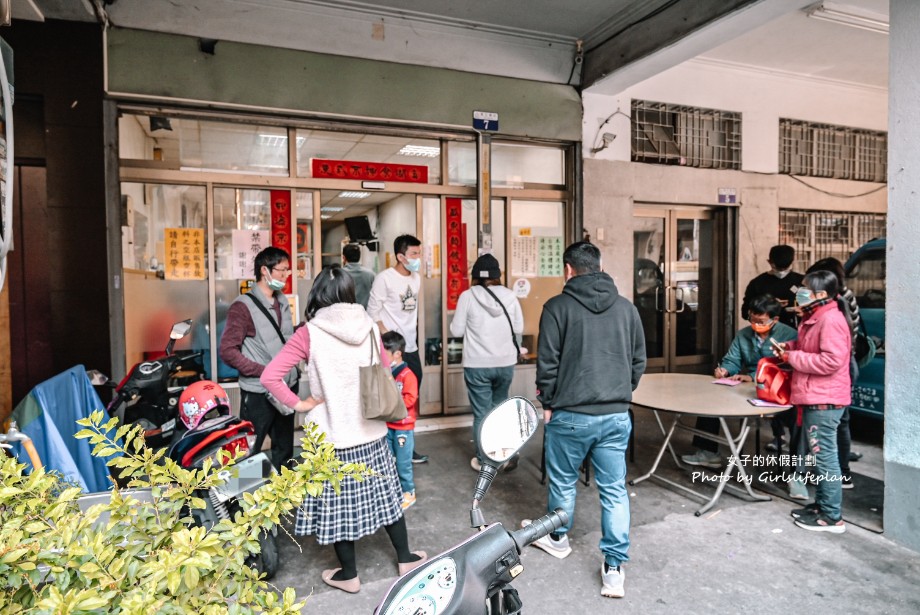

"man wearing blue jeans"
[528, 242, 646, 599]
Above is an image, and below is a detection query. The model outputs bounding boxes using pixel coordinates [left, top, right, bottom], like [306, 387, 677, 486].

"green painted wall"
[107, 28, 582, 142]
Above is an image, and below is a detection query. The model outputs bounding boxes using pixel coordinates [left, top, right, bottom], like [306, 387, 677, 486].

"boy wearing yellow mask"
[681, 294, 798, 470]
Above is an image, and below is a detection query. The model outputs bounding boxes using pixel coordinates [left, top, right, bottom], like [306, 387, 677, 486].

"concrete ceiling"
[12, 0, 889, 93]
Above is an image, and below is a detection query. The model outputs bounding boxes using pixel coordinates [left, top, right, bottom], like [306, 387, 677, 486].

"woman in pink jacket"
[774, 269, 851, 534]
[260, 265, 426, 593]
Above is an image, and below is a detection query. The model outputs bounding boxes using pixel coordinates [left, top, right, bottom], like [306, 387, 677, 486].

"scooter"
[91, 319, 204, 450]
[375, 397, 569, 615]
[168, 379, 280, 579]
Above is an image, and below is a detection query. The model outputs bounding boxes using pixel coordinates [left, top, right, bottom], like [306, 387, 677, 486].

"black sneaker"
[790, 503, 820, 519]
[794, 513, 846, 533]
[841, 474, 854, 490]
[412, 451, 429, 464]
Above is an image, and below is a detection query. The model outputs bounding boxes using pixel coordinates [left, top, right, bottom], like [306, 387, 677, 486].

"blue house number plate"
[473, 111, 499, 131]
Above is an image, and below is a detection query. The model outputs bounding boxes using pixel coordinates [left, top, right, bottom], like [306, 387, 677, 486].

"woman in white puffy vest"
[261, 265, 427, 594]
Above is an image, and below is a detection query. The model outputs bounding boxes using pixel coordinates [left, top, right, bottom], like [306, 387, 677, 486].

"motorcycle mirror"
[170, 319, 193, 340]
[85, 370, 109, 386]
[165, 319, 193, 356]
[479, 397, 538, 465]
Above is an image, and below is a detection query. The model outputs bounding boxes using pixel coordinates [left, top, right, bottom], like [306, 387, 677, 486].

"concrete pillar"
[884, 0, 920, 552]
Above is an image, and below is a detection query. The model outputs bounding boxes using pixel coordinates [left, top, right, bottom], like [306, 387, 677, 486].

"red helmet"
[178, 380, 230, 430]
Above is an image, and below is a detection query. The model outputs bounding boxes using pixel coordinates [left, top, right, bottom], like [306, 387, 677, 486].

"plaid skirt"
[294, 436, 404, 544]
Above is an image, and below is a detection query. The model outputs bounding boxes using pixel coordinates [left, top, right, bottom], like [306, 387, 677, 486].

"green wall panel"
[107, 28, 582, 142]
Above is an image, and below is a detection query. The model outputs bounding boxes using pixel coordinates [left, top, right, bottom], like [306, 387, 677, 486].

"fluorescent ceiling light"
[320, 215, 332, 220]
[257, 134, 307, 147]
[398, 144, 440, 157]
[805, 2, 888, 35]
[321, 206, 345, 212]
[338, 191, 371, 199]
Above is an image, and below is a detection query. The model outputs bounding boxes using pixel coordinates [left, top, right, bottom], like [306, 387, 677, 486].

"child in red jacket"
[382, 331, 419, 510]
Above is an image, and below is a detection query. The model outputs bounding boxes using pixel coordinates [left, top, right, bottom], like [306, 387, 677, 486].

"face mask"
[795, 288, 814, 306]
[772, 269, 790, 279]
[267, 277, 285, 291]
[404, 258, 421, 273]
[750, 321, 774, 334]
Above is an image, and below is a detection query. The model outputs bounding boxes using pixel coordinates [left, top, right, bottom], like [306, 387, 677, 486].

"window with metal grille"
[631, 100, 741, 169]
[779, 119, 887, 182]
[778, 209, 886, 273]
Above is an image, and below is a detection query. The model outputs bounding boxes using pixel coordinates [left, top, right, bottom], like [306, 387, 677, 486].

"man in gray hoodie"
[528, 241, 646, 600]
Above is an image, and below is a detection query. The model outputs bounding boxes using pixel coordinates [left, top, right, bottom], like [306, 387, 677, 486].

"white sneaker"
[680, 449, 722, 469]
[600, 562, 625, 598]
[521, 519, 572, 559]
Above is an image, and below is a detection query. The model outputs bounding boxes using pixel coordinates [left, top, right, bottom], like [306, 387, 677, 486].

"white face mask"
[772, 269, 790, 279]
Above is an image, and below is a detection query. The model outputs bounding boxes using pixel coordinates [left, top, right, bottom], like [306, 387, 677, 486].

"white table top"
[631, 373, 790, 418]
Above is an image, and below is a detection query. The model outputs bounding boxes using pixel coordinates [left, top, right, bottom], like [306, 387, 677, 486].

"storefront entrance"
[633, 205, 730, 374]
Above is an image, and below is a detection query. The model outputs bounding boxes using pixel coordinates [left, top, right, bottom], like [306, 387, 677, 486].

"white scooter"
[375, 397, 569, 614]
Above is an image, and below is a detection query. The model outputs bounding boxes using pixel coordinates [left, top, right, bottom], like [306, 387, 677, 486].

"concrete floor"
[269, 408, 919, 614]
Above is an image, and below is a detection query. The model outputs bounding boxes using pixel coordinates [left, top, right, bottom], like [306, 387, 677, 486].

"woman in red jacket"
[774, 269, 851, 533]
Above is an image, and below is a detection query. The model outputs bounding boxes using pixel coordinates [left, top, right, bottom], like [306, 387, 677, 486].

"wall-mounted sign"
[312, 159, 428, 183]
[270, 190, 293, 294]
[718, 187, 737, 204]
[165, 228, 205, 280]
[473, 110, 499, 132]
[231, 230, 268, 280]
[446, 198, 468, 310]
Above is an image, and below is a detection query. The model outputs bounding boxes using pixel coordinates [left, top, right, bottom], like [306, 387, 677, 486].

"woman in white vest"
[261, 265, 427, 594]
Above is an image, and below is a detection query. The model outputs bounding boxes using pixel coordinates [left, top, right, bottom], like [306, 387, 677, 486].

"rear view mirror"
[170, 319, 193, 340]
[479, 397, 538, 464]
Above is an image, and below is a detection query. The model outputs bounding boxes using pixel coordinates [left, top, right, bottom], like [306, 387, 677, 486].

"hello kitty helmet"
[178, 380, 230, 430]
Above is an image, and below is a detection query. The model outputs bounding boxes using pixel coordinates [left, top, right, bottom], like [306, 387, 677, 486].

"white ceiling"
[13, 0, 889, 92]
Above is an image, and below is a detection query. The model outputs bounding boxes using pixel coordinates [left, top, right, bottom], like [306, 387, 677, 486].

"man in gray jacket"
[219, 246, 299, 469]
[528, 241, 646, 599]
[342, 243, 375, 308]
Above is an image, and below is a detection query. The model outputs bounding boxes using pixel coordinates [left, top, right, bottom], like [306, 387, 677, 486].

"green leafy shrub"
[0, 411, 368, 614]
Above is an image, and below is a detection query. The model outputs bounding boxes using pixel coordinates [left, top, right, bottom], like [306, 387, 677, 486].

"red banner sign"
[311, 159, 429, 183]
[446, 198, 468, 310]
[270, 190, 293, 294]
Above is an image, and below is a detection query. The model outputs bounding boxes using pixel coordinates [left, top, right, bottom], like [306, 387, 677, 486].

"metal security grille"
[778, 209, 886, 272]
[779, 119, 887, 182]
[631, 100, 741, 169]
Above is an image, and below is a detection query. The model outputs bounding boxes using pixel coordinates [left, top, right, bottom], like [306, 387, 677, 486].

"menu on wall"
[538, 237, 563, 277]
[231, 230, 268, 279]
[511, 236, 538, 278]
[165, 228, 205, 280]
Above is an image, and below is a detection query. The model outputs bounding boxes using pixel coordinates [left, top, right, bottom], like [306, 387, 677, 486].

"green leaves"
[2, 414, 364, 613]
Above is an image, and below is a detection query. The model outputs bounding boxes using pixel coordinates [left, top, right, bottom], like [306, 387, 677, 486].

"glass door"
[634, 206, 721, 374]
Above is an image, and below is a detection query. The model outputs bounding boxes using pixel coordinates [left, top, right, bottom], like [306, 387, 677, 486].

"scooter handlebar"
[511, 508, 569, 553]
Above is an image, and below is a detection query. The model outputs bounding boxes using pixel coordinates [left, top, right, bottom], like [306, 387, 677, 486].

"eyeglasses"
[272, 267, 292, 275]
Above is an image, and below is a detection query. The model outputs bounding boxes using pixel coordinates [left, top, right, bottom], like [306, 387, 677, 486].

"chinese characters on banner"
[539, 237, 563, 276]
[231, 230, 268, 279]
[445, 198, 468, 310]
[270, 190, 293, 294]
[311, 159, 429, 183]
[165, 228, 205, 280]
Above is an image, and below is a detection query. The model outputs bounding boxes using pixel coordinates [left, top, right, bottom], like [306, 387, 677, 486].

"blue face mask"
[795, 288, 814, 306]
[267, 277, 285, 291]
[404, 258, 421, 273]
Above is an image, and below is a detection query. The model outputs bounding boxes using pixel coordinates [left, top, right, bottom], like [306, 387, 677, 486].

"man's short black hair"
[768, 245, 795, 270]
[343, 244, 361, 263]
[806, 257, 845, 288]
[394, 234, 421, 256]
[254, 246, 291, 281]
[563, 241, 602, 275]
[749, 294, 783, 319]
[382, 330, 406, 355]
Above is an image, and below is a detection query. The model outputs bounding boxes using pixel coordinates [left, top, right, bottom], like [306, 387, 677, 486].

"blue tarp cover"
[11, 365, 118, 492]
